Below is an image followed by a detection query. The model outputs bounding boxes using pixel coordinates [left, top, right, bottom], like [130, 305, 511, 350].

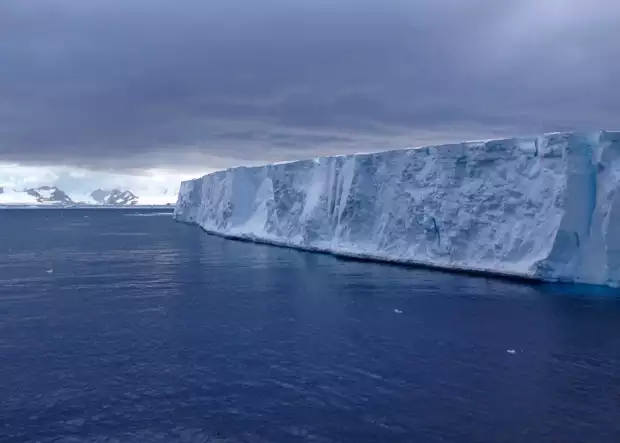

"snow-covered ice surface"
[0, 188, 40, 205]
[174, 131, 620, 287]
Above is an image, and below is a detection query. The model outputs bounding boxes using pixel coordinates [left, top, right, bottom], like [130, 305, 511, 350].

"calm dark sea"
[1, 209, 620, 443]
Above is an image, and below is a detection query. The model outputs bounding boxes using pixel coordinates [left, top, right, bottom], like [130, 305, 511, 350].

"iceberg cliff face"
[174, 131, 620, 287]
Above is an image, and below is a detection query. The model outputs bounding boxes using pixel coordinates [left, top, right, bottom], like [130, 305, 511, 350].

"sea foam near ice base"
[174, 131, 620, 287]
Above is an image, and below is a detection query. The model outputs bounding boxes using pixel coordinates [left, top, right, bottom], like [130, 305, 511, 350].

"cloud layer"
[2, 0, 619, 171]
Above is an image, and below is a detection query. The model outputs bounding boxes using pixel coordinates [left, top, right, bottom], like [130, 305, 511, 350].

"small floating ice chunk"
[394, 309, 403, 314]
[507, 349, 516, 355]
[46, 268, 53, 274]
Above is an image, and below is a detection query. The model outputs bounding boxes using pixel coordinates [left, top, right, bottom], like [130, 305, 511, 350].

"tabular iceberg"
[174, 131, 620, 287]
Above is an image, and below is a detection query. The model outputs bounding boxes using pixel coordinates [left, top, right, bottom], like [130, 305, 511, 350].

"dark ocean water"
[1, 209, 620, 443]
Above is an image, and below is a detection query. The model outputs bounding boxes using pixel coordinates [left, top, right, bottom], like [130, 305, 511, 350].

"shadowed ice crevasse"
[174, 131, 620, 287]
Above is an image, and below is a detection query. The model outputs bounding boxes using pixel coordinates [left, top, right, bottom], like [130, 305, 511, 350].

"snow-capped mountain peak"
[26, 186, 73, 204]
[90, 188, 139, 206]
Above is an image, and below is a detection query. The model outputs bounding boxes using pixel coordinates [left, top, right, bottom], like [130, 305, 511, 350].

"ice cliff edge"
[174, 131, 620, 287]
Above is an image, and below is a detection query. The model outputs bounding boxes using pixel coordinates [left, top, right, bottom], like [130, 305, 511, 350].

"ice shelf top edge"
[181, 130, 620, 183]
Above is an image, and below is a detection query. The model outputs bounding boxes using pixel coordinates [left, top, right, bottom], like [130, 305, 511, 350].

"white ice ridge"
[174, 131, 620, 287]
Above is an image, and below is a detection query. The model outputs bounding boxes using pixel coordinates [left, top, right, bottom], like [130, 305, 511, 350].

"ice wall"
[174, 131, 620, 287]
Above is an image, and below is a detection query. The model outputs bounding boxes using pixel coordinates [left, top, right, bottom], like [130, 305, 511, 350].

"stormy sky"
[2, 0, 619, 172]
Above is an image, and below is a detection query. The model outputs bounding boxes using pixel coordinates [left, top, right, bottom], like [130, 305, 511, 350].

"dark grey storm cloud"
[1, 0, 619, 170]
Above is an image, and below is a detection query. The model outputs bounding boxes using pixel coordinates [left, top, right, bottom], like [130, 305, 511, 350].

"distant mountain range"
[0, 186, 175, 207]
